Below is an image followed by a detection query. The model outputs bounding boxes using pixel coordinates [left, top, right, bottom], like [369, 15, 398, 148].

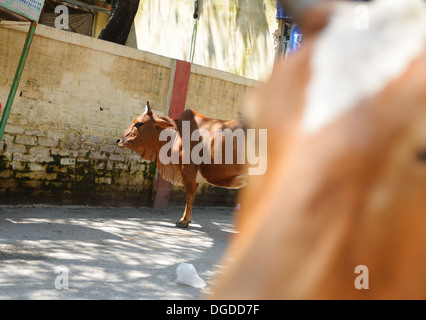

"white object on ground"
[176, 263, 207, 289]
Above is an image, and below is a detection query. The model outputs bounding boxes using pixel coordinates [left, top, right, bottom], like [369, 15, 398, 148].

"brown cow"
[117, 102, 248, 228]
[210, 0, 426, 299]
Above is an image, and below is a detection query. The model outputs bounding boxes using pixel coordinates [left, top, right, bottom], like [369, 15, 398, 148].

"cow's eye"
[135, 122, 144, 129]
[417, 149, 426, 162]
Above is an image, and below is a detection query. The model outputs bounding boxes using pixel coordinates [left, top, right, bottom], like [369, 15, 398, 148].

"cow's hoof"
[176, 220, 190, 228]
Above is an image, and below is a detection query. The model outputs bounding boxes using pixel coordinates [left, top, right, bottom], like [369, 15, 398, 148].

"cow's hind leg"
[176, 181, 199, 228]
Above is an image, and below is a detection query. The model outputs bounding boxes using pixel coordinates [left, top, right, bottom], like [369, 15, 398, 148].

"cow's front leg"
[176, 181, 199, 228]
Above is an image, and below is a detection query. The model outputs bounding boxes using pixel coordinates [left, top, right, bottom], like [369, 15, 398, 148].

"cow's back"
[176, 109, 247, 188]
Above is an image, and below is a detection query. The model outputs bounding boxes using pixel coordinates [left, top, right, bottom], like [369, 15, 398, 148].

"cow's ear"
[279, 0, 331, 36]
[153, 114, 175, 129]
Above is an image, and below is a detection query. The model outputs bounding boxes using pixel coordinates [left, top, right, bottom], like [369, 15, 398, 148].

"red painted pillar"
[168, 60, 192, 119]
[153, 60, 191, 208]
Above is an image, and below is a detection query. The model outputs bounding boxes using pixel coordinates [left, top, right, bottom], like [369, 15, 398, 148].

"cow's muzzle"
[117, 138, 126, 148]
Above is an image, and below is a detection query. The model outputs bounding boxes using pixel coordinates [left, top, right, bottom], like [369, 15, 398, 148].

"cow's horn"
[145, 101, 151, 114]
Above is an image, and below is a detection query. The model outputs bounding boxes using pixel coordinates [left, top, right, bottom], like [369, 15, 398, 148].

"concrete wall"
[0, 22, 257, 206]
[128, 0, 277, 81]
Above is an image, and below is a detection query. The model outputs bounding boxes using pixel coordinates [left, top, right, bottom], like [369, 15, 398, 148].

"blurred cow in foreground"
[211, 0, 426, 299]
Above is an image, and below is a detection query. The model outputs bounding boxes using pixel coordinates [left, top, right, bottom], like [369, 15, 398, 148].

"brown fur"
[210, 2, 426, 299]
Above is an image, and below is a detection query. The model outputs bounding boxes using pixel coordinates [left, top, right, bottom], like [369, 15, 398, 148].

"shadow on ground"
[0, 205, 235, 299]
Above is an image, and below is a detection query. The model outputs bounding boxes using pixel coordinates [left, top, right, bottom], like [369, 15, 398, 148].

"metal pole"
[189, 19, 198, 64]
[0, 21, 37, 142]
[189, 0, 199, 64]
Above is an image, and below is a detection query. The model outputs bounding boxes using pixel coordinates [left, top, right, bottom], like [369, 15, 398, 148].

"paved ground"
[0, 205, 236, 300]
